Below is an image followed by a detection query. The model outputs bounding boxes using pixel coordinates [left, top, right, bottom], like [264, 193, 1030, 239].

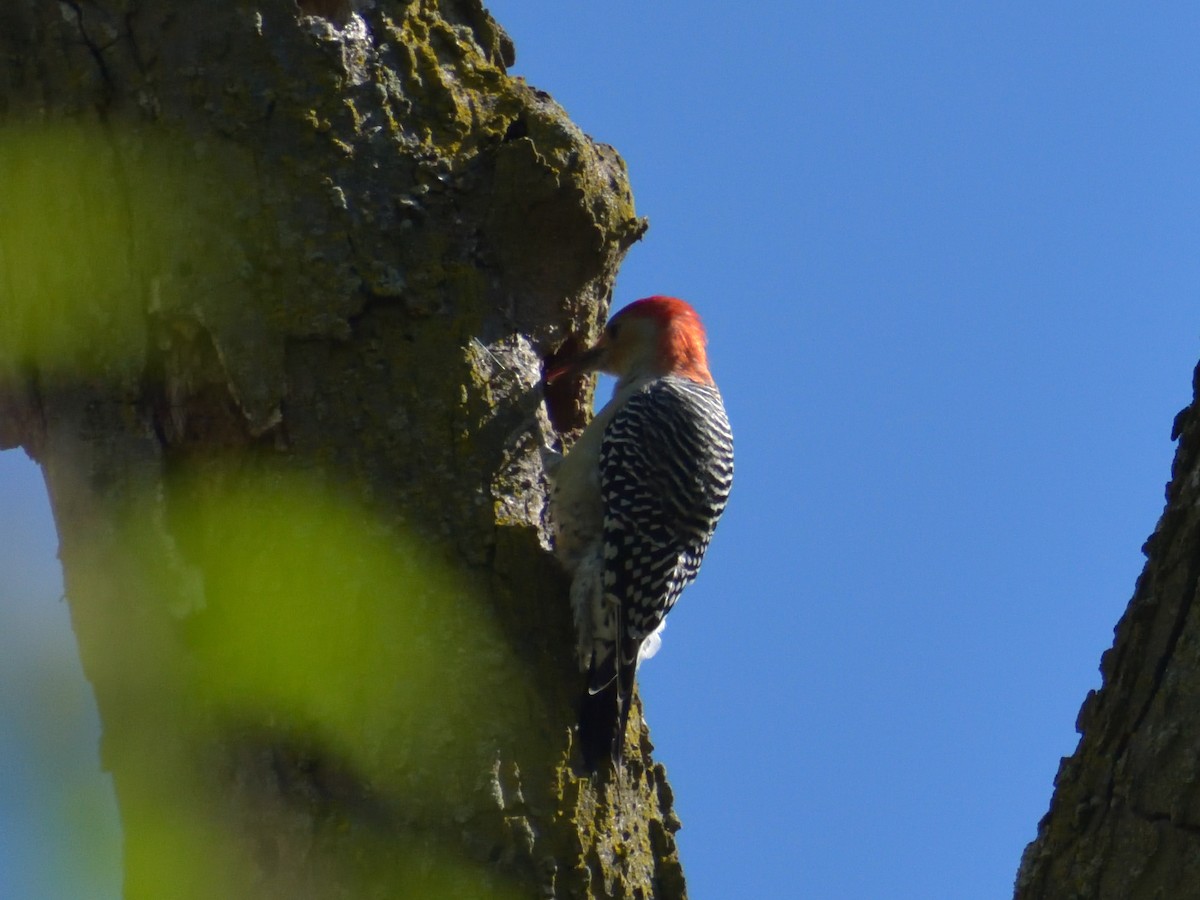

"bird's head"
[546, 296, 713, 388]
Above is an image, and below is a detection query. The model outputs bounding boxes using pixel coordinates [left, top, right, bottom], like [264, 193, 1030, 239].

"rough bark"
[1015, 362, 1200, 898]
[0, 2, 685, 898]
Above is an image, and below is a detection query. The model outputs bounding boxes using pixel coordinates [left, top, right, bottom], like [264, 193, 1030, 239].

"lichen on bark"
[0, 2, 681, 897]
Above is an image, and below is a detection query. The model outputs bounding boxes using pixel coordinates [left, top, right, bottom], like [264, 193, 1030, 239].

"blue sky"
[3, 2, 1199, 898]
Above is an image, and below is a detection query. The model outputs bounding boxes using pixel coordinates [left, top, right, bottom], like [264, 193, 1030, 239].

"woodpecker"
[544, 296, 734, 770]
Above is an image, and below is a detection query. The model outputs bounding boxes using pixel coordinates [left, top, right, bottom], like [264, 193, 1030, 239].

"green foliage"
[0, 124, 143, 371]
[87, 472, 543, 898]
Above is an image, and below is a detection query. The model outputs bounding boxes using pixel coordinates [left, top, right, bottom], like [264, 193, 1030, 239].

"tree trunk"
[0, 2, 685, 897]
[1015, 361, 1200, 898]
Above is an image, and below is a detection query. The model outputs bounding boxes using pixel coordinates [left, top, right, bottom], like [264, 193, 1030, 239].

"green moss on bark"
[0, 2, 676, 897]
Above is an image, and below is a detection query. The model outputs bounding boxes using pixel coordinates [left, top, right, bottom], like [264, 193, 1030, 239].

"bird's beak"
[545, 339, 608, 385]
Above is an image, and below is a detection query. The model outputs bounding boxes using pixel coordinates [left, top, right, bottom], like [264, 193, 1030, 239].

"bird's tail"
[579, 677, 620, 771]
[578, 651, 637, 771]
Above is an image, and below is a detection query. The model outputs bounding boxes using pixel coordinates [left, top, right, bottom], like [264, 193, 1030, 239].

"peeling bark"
[0, 2, 682, 897]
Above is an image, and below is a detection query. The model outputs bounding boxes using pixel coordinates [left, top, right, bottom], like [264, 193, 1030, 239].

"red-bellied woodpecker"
[544, 296, 734, 770]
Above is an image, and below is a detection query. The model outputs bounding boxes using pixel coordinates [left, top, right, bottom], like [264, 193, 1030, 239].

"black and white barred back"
[599, 375, 735, 672]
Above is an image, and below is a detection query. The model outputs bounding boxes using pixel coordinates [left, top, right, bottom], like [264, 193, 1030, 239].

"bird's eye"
[606, 321, 621, 340]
